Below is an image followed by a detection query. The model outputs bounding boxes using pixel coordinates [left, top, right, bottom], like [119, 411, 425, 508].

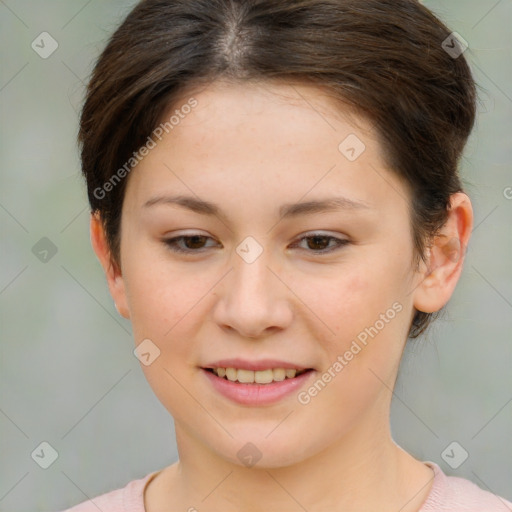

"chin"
[209, 430, 314, 469]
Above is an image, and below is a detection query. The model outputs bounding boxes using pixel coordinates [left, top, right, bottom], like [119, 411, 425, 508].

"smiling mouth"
[203, 367, 313, 384]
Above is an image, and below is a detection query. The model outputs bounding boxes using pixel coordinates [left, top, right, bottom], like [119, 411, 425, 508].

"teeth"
[255, 369, 273, 384]
[212, 367, 306, 383]
[225, 367, 237, 381]
[272, 368, 286, 382]
[237, 369, 255, 383]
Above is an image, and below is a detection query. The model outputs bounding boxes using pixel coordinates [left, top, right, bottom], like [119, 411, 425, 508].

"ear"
[412, 192, 473, 314]
[90, 212, 130, 319]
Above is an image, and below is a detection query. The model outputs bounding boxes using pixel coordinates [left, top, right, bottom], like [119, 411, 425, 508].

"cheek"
[296, 257, 408, 374]
[125, 262, 208, 415]
[294, 273, 406, 434]
[296, 265, 399, 334]
[122, 249, 206, 338]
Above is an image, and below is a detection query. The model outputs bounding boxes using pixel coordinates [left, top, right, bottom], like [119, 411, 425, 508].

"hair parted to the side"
[78, 0, 477, 339]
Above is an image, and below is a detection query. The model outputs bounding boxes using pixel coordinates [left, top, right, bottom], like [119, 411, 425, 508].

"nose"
[212, 249, 293, 339]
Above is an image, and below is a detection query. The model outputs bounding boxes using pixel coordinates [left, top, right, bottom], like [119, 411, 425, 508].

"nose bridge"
[213, 241, 291, 337]
[232, 243, 278, 309]
[231, 234, 276, 298]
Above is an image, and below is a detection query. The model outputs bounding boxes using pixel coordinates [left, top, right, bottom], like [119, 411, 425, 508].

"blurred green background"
[1, 1, 511, 510]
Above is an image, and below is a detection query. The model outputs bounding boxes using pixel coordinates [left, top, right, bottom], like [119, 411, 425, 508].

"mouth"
[200, 358, 316, 405]
[203, 367, 313, 384]
[201, 365, 315, 405]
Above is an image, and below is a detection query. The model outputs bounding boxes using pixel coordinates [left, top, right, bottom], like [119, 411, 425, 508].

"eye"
[162, 232, 349, 255]
[290, 233, 350, 254]
[163, 234, 220, 254]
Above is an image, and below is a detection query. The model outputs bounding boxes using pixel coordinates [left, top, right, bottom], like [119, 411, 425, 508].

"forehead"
[123, 79, 409, 220]
[171, 79, 368, 141]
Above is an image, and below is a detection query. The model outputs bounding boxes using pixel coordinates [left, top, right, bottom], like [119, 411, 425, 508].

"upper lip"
[202, 358, 313, 371]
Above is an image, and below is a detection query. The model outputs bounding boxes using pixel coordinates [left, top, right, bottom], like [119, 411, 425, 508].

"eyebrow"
[143, 194, 373, 221]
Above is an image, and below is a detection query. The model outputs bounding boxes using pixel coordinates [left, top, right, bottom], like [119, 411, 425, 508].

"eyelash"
[162, 233, 349, 255]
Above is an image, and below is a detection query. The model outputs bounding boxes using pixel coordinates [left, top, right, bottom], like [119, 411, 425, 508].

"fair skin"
[91, 80, 473, 511]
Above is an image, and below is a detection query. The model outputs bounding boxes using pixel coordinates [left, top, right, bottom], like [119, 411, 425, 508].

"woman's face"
[114, 80, 423, 467]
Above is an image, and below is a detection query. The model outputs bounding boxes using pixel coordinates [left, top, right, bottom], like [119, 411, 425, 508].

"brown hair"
[78, 0, 477, 338]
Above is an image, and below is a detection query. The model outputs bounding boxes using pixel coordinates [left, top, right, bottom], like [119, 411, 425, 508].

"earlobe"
[89, 213, 131, 319]
[412, 192, 473, 314]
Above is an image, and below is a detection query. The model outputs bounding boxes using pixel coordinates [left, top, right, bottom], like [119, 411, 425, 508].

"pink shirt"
[60, 462, 512, 511]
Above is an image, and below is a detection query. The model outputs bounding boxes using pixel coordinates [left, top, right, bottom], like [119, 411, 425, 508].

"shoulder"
[421, 462, 512, 511]
[58, 471, 159, 512]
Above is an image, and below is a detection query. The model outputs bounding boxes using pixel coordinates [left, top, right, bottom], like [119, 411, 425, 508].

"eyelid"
[296, 230, 347, 239]
[290, 231, 349, 253]
[162, 231, 349, 255]
[162, 231, 221, 254]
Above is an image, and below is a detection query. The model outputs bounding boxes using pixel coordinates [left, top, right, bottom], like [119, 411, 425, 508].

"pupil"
[187, 236, 206, 249]
[309, 236, 328, 250]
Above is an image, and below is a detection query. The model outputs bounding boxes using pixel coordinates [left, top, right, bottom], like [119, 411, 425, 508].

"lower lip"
[201, 368, 315, 406]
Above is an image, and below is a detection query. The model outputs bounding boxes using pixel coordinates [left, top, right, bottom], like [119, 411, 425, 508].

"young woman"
[62, 0, 511, 510]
